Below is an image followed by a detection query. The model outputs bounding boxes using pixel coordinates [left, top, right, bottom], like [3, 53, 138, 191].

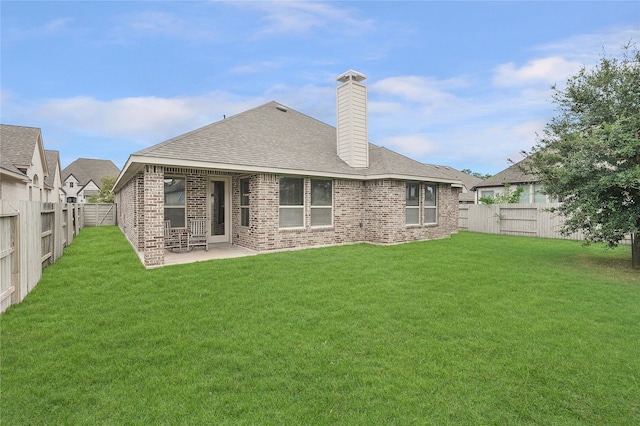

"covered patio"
[162, 243, 257, 266]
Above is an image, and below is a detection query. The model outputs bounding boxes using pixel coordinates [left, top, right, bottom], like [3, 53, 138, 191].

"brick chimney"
[336, 70, 369, 168]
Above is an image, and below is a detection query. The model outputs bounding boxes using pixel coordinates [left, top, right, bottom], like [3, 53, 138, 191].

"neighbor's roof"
[62, 158, 120, 189]
[0, 124, 46, 178]
[115, 101, 461, 190]
[433, 166, 484, 202]
[474, 157, 538, 189]
[44, 150, 61, 189]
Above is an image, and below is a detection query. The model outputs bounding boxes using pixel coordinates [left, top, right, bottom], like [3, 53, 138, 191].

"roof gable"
[62, 158, 120, 189]
[0, 124, 48, 178]
[475, 157, 538, 188]
[117, 101, 462, 190]
[44, 150, 61, 188]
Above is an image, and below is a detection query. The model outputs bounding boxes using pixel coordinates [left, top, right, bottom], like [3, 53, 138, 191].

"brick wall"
[116, 171, 144, 251]
[116, 166, 461, 266]
[143, 165, 165, 267]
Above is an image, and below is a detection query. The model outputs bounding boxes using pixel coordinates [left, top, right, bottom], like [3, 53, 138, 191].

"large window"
[406, 182, 420, 225]
[311, 179, 333, 227]
[164, 177, 185, 228]
[533, 184, 547, 203]
[424, 184, 437, 224]
[240, 178, 250, 227]
[279, 177, 304, 228]
[519, 185, 531, 203]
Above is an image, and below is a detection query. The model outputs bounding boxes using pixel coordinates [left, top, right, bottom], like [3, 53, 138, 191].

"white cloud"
[230, 61, 283, 74]
[32, 92, 258, 144]
[236, 1, 374, 37]
[372, 75, 467, 104]
[3, 17, 76, 41]
[378, 134, 440, 157]
[534, 25, 640, 62]
[112, 10, 218, 42]
[493, 56, 583, 87]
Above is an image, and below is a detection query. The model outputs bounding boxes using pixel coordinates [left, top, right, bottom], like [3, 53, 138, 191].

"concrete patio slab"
[164, 243, 257, 266]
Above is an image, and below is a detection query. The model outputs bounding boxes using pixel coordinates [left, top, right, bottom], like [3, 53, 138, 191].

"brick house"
[113, 70, 462, 267]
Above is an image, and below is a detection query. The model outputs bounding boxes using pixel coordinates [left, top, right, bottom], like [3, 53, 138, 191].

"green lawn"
[1, 227, 639, 425]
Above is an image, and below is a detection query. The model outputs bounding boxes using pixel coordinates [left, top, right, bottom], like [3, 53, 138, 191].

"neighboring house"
[472, 157, 555, 204]
[44, 150, 65, 203]
[113, 70, 463, 268]
[0, 124, 52, 202]
[435, 166, 483, 204]
[62, 158, 120, 203]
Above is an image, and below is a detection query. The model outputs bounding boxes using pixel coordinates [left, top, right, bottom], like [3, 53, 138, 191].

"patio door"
[208, 177, 231, 244]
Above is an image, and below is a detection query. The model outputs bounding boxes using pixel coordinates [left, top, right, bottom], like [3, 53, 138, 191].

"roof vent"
[276, 105, 288, 112]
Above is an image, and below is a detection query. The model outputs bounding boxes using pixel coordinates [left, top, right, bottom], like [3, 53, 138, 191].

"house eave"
[1, 168, 30, 183]
[113, 155, 462, 192]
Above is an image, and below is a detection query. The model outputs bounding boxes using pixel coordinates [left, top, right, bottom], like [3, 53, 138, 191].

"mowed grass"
[1, 227, 639, 425]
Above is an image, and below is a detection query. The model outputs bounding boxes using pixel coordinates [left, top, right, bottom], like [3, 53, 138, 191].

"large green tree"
[87, 176, 116, 203]
[527, 45, 640, 267]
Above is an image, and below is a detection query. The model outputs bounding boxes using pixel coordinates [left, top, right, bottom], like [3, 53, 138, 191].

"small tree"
[478, 183, 525, 204]
[461, 169, 492, 179]
[88, 176, 116, 203]
[526, 44, 640, 267]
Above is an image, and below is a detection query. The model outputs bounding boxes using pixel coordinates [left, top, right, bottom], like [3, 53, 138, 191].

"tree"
[461, 168, 492, 179]
[526, 44, 640, 267]
[478, 183, 525, 204]
[88, 176, 116, 203]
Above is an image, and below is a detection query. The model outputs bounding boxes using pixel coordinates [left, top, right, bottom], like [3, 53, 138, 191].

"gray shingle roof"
[431, 166, 484, 202]
[125, 101, 459, 184]
[62, 158, 120, 189]
[0, 124, 43, 175]
[44, 150, 61, 188]
[474, 157, 537, 188]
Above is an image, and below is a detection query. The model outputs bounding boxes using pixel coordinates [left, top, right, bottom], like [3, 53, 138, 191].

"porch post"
[143, 165, 165, 267]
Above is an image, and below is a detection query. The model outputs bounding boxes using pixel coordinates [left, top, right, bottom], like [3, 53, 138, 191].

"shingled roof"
[116, 101, 460, 190]
[0, 124, 46, 177]
[44, 150, 61, 189]
[62, 158, 120, 189]
[474, 157, 538, 189]
[432, 166, 484, 203]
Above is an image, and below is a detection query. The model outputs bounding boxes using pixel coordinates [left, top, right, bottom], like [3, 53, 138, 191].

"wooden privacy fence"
[0, 201, 84, 313]
[83, 203, 117, 226]
[459, 203, 585, 241]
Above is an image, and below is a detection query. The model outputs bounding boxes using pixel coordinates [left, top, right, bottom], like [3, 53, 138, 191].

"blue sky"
[2, 1, 639, 175]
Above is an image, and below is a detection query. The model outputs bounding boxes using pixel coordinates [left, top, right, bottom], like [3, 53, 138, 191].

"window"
[406, 182, 420, 225]
[69, 182, 74, 188]
[240, 178, 250, 227]
[424, 184, 437, 224]
[480, 190, 494, 202]
[519, 185, 531, 203]
[311, 179, 333, 226]
[279, 177, 304, 228]
[533, 184, 547, 203]
[164, 177, 185, 228]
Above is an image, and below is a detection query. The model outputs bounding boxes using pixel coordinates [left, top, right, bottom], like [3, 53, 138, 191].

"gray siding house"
[472, 158, 556, 204]
[113, 71, 463, 267]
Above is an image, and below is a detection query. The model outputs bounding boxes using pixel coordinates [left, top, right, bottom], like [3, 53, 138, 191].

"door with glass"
[209, 178, 231, 243]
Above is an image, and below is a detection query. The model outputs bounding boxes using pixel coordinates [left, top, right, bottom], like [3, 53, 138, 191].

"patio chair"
[188, 219, 208, 251]
[164, 220, 182, 252]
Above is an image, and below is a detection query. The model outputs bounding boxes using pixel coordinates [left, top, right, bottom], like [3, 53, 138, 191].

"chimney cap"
[337, 69, 367, 83]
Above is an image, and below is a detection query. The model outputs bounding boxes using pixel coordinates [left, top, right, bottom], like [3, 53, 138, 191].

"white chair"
[188, 219, 208, 251]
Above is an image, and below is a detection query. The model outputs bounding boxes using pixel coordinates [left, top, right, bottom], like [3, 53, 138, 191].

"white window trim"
[406, 182, 420, 226]
[164, 175, 186, 229]
[424, 184, 438, 225]
[279, 177, 305, 229]
[310, 179, 333, 228]
[240, 178, 250, 227]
